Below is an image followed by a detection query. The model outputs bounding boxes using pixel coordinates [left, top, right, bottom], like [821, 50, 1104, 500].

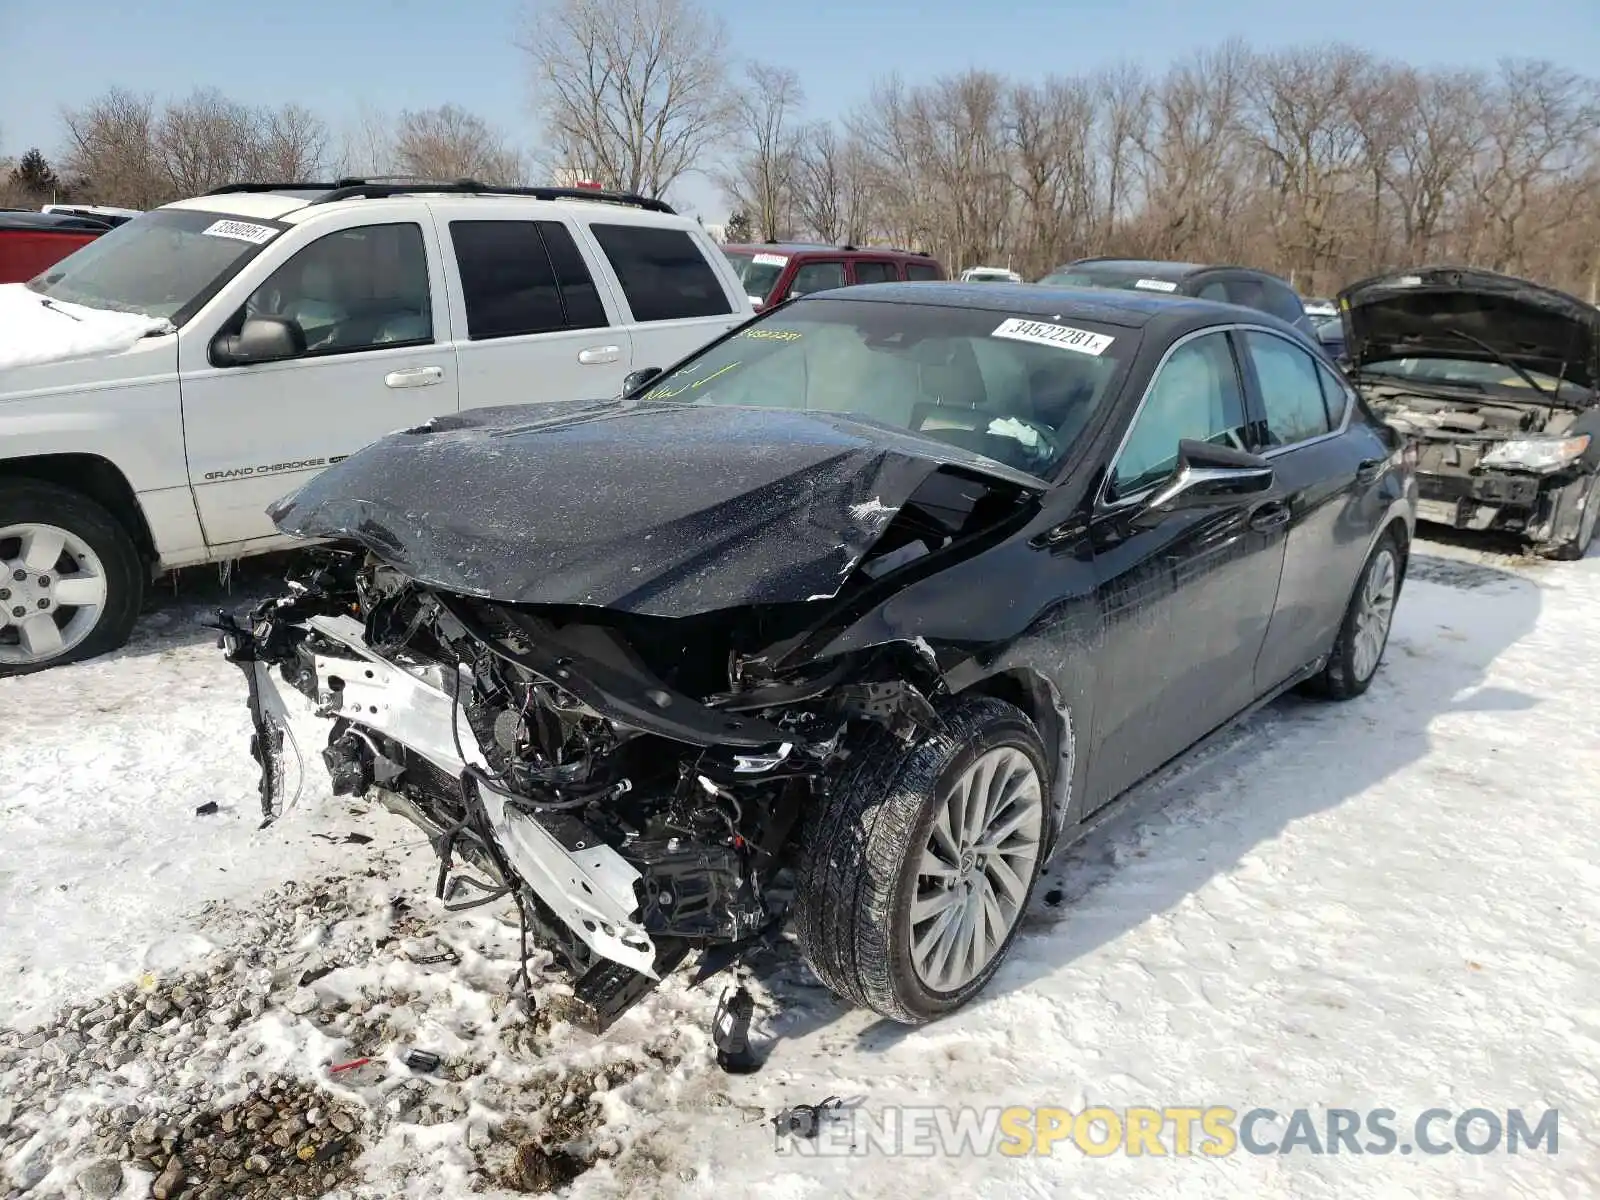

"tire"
[0, 479, 144, 677]
[1542, 473, 1599, 561]
[793, 696, 1050, 1024]
[1303, 527, 1404, 701]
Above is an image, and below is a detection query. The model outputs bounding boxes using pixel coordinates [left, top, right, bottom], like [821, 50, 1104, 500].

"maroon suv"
[721, 242, 945, 310]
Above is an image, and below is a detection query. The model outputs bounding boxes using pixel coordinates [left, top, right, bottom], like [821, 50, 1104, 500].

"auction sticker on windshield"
[1134, 278, 1179, 292]
[752, 253, 788, 267]
[992, 318, 1114, 356]
[202, 219, 278, 245]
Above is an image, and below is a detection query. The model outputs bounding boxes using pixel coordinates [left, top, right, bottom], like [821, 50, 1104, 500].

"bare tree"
[60, 88, 165, 207]
[1007, 75, 1101, 276]
[792, 122, 874, 244]
[255, 104, 331, 180]
[391, 105, 524, 183]
[719, 63, 805, 241]
[522, 0, 734, 197]
[337, 104, 397, 178]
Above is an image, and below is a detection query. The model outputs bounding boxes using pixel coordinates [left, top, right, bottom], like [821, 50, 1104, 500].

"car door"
[1085, 327, 1291, 805]
[437, 209, 631, 408]
[1238, 328, 1391, 692]
[178, 211, 458, 549]
[578, 220, 745, 377]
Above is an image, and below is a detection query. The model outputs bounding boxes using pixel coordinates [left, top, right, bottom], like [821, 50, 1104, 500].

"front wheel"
[793, 696, 1050, 1024]
[1542, 473, 1599, 561]
[1304, 529, 1403, 701]
[0, 480, 144, 677]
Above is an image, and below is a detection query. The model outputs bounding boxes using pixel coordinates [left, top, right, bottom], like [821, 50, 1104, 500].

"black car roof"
[0, 210, 113, 232]
[804, 280, 1292, 336]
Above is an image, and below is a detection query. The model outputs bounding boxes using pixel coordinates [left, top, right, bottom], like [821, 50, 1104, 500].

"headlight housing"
[1479, 434, 1591, 472]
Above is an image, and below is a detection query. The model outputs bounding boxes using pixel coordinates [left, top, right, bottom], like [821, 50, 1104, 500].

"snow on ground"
[3, 539, 1599, 1198]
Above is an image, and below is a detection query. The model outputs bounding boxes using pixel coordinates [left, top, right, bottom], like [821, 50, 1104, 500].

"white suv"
[0, 181, 753, 674]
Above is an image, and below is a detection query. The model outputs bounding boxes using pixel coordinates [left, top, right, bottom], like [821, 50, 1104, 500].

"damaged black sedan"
[216, 283, 1416, 1030]
[1337, 266, 1600, 558]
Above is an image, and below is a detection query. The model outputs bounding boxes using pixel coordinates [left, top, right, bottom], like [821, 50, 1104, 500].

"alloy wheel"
[0, 523, 110, 667]
[910, 746, 1044, 993]
[1351, 547, 1398, 683]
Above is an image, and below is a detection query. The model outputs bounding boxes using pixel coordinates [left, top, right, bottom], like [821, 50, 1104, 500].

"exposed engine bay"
[212, 424, 1043, 1031]
[1359, 380, 1595, 547]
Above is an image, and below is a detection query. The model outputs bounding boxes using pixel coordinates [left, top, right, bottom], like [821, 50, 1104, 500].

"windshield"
[27, 209, 284, 324]
[1356, 356, 1592, 399]
[720, 250, 786, 302]
[635, 296, 1136, 478]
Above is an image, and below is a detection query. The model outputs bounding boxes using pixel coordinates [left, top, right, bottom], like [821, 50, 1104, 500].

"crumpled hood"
[268, 399, 1045, 616]
[1337, 266, 1598, 394]
[0, 283, 173, 371]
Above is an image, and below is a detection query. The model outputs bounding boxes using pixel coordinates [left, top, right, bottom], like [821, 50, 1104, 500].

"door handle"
[577, 345, 622, 365]
[1356, 457, 1384, 485]
[1249, 500, 1291, 532]
[384, 366, 444, 388]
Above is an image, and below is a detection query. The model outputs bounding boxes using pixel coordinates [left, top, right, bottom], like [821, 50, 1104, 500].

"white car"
[1302, 296, 1337, 320]
[0, 181, 753, 675]
[959, 266, 1023, 284]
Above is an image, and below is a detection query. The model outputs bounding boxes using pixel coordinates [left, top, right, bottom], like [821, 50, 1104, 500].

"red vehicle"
[0, 210, 115, 285]
[720, 242, 945, 310]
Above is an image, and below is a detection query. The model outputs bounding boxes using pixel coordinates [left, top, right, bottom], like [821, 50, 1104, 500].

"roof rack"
[202, 178, 676, 214]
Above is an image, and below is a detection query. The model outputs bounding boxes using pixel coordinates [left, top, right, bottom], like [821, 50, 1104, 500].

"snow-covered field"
[3, 539, 1598, 1198]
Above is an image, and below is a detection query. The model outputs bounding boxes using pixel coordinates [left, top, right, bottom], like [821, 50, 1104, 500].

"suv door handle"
[1356, 457, 1384, 485]
[384, 366, 444, 389]
[1249, 500, 1291, 532]
[578, 345, 621, 365]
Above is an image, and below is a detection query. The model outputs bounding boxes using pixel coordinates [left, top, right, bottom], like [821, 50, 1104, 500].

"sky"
[2, 0, 1596, 222]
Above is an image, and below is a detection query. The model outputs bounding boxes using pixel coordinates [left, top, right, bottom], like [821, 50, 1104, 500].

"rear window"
[905, 262, 942, 282]
[1037, 264, 1184, 295]
[590, 224, 732, 322]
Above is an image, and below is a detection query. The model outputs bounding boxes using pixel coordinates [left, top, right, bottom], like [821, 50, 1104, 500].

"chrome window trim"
[1097, 321, 1357, 513]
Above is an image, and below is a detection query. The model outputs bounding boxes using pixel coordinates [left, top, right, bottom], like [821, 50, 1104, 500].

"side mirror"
[622, 366, 663, 396]
[1134, 439, 1274, 525]
[212, 315, 306, 367]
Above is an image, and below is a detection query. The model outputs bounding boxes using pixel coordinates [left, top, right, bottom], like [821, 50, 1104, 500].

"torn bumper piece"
[220, 612, 662, 982]
[1414, 467, 1588, 544]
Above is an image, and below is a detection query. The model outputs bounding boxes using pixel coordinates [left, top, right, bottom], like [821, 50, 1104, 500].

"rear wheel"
[0, 480, 144, 676]
[1304, 528, 1403, 701]
[794, 696, 1049, 1024]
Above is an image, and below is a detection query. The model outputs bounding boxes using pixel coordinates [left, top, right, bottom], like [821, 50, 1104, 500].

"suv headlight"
[1479, 434, 1591, 472]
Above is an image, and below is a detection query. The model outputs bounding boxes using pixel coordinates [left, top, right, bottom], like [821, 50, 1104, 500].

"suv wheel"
[0, 480, 144, 676]
[794, 696, 1049, 1024]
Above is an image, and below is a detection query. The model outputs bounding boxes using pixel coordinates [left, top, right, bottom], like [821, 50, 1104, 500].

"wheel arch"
[0, 454, 157, 565]
[955, 666, 1076, 848]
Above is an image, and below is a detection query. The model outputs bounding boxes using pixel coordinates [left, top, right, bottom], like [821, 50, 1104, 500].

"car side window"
[905, 262, 942, 281]
[451, 221, 571, 340]
[852, 261, 896, 285]
[1110, 331, 1250, 499]
[588, 224, 733, 322]
[1315, 359, 1353, 428]
[243, 222, 431, 354]
[534, 221, 608, 330]
[1243, 330, 1333, 446]
[1224, 276, 1267, 313]
[1262, 278, 1307, 326]
[789, 261, 847, 296]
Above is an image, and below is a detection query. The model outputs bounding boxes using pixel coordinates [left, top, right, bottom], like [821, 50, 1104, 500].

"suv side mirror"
[1134, 439, 1274, 525]
[212, 315, 306, 367]
[622, 367, 663, 396]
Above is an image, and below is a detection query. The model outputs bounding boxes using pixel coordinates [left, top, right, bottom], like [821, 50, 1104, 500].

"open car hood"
[267, 399, 1047, 617]
[1336, 267, 1599, 394]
